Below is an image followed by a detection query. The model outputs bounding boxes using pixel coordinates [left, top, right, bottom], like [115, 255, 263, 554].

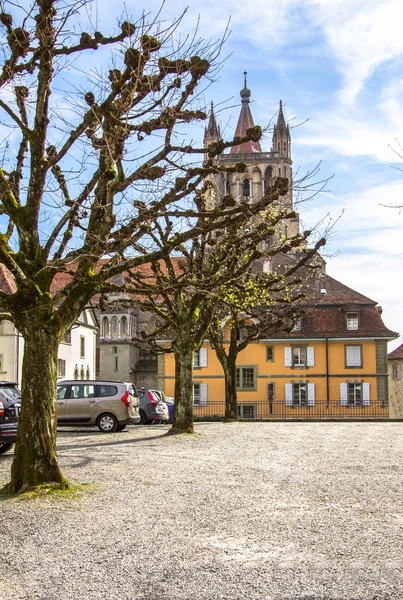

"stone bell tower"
[206, 72, 300, 245]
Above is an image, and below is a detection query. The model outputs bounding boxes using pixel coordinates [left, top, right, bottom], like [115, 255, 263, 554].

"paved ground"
[0, 422, 402, 600]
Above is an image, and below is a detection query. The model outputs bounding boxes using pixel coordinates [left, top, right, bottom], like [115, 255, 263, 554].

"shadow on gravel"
[56, 430, 171, 452]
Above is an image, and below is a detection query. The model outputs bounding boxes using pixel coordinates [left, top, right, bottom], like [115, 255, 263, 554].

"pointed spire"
[230, 72, 262, 154]
[276, 99, 287, 132]
[240, 70, 251, 104]
[272, 99, 291, 157]
[206, 101, 220, 138]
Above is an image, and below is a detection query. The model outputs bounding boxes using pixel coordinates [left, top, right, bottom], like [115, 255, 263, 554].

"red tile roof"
[388, 343, 403, 360]
[230, 75, 262, 154]
[314, 274, 376, 305]
[0, 264, 16, 294]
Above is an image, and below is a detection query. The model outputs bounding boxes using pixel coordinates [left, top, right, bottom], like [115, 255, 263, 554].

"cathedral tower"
[209, 73, 299, 242]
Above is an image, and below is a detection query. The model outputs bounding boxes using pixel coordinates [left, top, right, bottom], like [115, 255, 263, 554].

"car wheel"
[97, 413, 118, 433]
[0, 442, 14, 454]
[116, 424, 127, 432]
[139, 410, 148, 425]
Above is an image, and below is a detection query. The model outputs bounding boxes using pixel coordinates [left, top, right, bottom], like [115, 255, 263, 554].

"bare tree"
[206, 252, 321, 421]
[0, 0, 271, 493]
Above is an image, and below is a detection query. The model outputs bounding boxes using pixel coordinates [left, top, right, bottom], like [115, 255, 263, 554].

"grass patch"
[0, 482, 97, 501]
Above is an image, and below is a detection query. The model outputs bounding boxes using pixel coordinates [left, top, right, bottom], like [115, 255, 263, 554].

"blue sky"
[115, 0, 402, 350]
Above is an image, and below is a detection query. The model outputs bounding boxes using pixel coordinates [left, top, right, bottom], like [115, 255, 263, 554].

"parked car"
[0, 381, 21, 454]
[56, 380, 140, 432]
[164, 396, 174, 423]
[138, 388, 169, 424]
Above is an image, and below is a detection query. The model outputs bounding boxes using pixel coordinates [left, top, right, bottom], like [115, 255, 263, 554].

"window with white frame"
[193, 347, 207, 368]
[236, 366, 256, 390]
[193, 383, 208, 406]
[238, 404, 256, 419]
[346, 312, 359, 330]
[340, 382, 370, 407]
[285, 382, 315, 407]
[266, 346, 274, 362]
[345, 345, 362, 368]
[80, 336, 85, 358]
[285, 346, 315, 368]
[57, 358, 66, 378]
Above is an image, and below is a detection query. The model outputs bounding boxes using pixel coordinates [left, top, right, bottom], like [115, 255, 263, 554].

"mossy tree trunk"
[172, 333, 196, 433]
[224, 360, 238, 422]
[208, 322, 240, 422]
[9, 324, 66, 493]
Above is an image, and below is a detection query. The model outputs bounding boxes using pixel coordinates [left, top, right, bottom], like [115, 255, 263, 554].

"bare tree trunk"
[8, 328, 67, 493]
[172, 335, 195, 433]
[224, 360, 238, 422]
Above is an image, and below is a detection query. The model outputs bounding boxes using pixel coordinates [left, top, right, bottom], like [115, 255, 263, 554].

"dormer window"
[292, 317, 302, 332]
[242, 178, 250, 197]
[346, 312, 359, 331]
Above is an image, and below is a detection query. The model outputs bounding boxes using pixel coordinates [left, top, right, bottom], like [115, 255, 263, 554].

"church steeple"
[204, 102, 220, 145]
[272, 100, 291, 158]
[230, 72, 262, 154]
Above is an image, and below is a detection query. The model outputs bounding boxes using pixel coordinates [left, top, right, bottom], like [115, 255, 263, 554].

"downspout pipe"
[326, 337, 329, 409]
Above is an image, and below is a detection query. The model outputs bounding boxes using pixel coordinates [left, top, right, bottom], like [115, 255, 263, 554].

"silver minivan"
[56, 380, 140, 432]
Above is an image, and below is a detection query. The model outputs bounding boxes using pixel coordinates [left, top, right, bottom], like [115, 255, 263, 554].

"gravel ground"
[1, 421, 403, 600]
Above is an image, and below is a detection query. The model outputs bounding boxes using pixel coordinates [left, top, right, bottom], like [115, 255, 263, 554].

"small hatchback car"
[56, 380, 140, 432]
[0, 381, 21, 454]
[138, 387, 169, 424]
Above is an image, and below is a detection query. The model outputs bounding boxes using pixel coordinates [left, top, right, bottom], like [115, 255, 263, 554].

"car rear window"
[98, 385, 118, 397]
[0, 387, 21, 402]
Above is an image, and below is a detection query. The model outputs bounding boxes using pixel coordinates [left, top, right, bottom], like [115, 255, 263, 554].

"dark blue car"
[164, 397, 174, 423]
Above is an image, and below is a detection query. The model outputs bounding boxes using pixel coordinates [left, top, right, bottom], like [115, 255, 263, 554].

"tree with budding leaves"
[0, 0, 275, 493]
[123, 182, 325, 432]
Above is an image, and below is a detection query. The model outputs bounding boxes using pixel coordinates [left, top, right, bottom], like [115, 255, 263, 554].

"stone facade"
[388, 343, 403, 418]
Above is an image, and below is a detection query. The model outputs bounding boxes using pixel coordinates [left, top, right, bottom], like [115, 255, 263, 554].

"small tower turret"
[204, 101, 221, 146]
[272, 100, 291, 159]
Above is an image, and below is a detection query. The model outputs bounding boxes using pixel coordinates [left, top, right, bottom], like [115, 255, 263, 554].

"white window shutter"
[199, 347, 208, 367]
[307, 383, 315, 406]
[340, 383, 348, 406]
[200, 384, 208, 406]
[284, 347, 292, 367]
[285, 383, 293, 406]
[307, 347, 315, 367]
[346, 346, 361, 367]
[363, 383, 370, 406]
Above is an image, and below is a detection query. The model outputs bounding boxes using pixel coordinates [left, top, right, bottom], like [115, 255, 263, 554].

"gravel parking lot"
[1, 421, 402, 600]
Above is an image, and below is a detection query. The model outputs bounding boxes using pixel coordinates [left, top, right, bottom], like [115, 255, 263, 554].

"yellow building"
[161, 273, 398, 419]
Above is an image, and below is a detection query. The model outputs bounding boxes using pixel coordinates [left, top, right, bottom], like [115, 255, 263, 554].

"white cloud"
[308, 0, 403, 105]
